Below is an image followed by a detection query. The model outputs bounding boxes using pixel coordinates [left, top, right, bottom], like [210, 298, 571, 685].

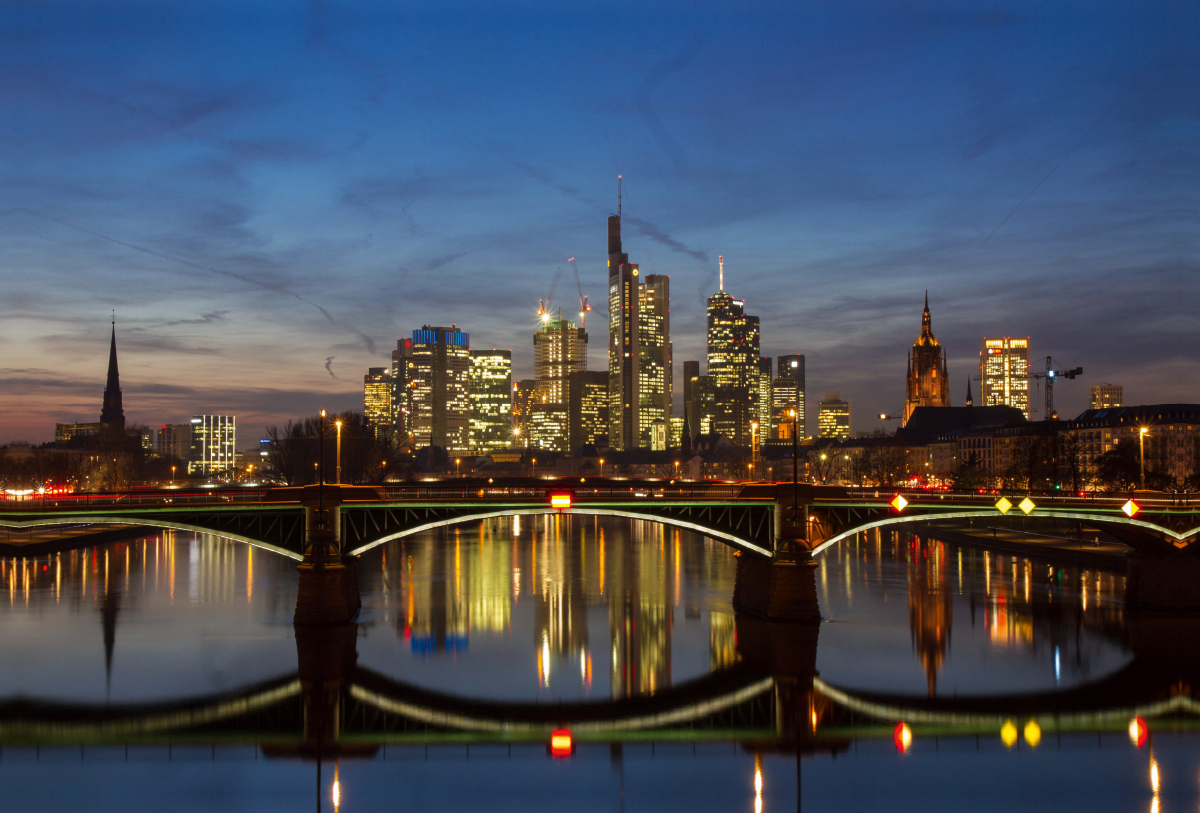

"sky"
[1, 0, 1197, 445]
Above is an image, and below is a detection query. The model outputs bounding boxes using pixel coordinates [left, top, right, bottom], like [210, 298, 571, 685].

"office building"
[534, 316, 587, 405]
[776, 354, 806, 438]
[188, 415, 236, 476]
[55, 423, 101, 444]
[512, 379, 536, 446]
[607, 205, 672, 450]
[530, 404, 569, 452]
[363, 367, 393, 438]
[980, 337, 1030, 420]
[771, 377, 800, 439]
[409, 325, 471, 453]
[157, 423, 191, 463]
[390, 338, 414, 440]
[706, 257, 759, 446]
[817, 393, 851, 440]
[1090, 384, 1123, 410]
[756, 356, 772, 446]
[469, 349, 513, 453]
[904, 293, 950, 425]
[568, 370, 608, 452]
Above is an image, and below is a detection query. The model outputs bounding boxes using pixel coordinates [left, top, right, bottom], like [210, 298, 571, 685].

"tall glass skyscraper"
[469, 349, 512, 452]
[706, 258, 759, 446]
[409, 325, 471, 453]
[607, 207, 671, 450]
[363, 368, 393, 439]
[776, 354, 805, 438]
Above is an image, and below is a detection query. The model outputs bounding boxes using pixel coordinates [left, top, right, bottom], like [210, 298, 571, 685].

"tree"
[265, 411, 403, 486]
[1094, 442, 1139, 492]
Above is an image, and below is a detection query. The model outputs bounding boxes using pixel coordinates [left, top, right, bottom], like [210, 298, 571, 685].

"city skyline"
[3, 3, 1196, 442]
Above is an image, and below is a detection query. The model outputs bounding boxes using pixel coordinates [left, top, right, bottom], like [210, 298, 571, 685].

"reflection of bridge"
[5, 481, 1200, 614]
[4, 613, 1199, 757]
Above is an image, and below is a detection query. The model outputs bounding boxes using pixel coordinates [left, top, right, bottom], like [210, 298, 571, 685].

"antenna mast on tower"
[618, 175, 622, 218]
[719, 255, 724, 292]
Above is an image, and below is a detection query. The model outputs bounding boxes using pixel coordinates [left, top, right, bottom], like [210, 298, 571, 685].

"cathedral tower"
[903, 293, 949, 425]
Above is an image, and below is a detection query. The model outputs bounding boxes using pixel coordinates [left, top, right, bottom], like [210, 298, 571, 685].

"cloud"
[637, 33, 704, 172]
[325, 356, 336, 378]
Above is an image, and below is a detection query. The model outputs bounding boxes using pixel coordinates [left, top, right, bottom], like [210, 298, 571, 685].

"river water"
[1, 516, 1195, 811]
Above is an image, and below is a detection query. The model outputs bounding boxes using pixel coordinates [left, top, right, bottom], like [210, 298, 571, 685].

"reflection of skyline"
[907, 538, 952, 698]
[373, 515, 739, 697]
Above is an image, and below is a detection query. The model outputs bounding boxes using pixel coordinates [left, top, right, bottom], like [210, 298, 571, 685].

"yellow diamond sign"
[891, 494, 908, 511]
[995, 497, 1013, 514]
[1018, 497, 1036, 515]
[1122, 500, 1140, 518]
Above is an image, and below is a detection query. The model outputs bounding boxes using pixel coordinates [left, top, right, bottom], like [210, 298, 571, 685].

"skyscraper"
[776, 354, 806, 438]
[188, 415, 236, 476]
[512, 379, 536, 446]
[904, 293, 950, 425]
[100, 319, 125, 433]
[818, 392, 851, 440]
[980, 337, 1030, 420]
[531, 315, 586, 452]
[706, 257, 759, 446]
[469, 350, 512, 452]
[756, 356, 772, 446]
[363, 367, 393, 438]
[771, 377, 800, 439]
[390, 338, 413, 442]
[568, 370, 609, 451]
[409, 325, 471, 453]
[607, 202, 671, 450]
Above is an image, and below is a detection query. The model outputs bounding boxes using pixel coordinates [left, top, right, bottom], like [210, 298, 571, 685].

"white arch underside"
[811, 510, 1200, 557]
[349, 677, 775, 734]
[0, 517, 303, 561]
[814, 677, 1200, 727]
[346, 507, 773, 558]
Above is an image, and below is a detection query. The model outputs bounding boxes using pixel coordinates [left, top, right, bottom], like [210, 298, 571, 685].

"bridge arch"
[810, 510, 1200, 557]
[346, 506, 774, 558]
[0, 516, 303, 561]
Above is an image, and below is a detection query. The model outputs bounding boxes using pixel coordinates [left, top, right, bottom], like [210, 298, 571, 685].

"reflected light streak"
[754, 752, 763, 813]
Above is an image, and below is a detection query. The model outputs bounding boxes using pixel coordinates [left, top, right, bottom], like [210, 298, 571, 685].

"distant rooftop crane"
[1031, 356, 1082, 419]
[569, 257, 590, 328]
[537, 267, 564, 325]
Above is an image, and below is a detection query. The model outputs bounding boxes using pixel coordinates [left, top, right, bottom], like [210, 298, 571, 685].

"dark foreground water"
[1, 516, 1196, 812]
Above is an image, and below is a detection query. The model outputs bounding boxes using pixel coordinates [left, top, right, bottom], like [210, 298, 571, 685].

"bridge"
[4, 480, 1200, 616]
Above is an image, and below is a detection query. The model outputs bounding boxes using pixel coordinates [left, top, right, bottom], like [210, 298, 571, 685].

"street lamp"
[335, 420, 343, 485]
[599, 458, 605, 477]
[171, 465, 175, 489]
[456, 457, 462, 477]
[789, 409, 799, 531]
[1139, 427, 1149, 490]
[878, 413, 902, 422]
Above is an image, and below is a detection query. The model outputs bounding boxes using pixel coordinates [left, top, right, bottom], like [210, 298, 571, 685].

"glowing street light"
[599, 458, 605, 477]
[1139, 427, 1150, 490]
[335, 419, 343, 484]
[455, 457, 461, 478]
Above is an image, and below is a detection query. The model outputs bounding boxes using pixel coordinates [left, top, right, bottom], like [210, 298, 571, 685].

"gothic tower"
[903, 292, 949, 425]
[100, 319, 126, 433]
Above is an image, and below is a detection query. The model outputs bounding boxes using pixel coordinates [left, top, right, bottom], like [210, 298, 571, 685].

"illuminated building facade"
[363, 367, 393, 438]
[568, 370, 609, 451]
[530, 404, 569, 452]
[980, 337, 1030, 420]
[512, 379, 536, 445]
[705, 260, 760, 446]
[817, 392, 851, 440]
[771, 377, 800, 439]
[468, 349, 512, 452]
[390, 338, 413, 441]
[54, 423, 100, 444]
[1090, 384, 1123, 410]
[756, 356, 772, 446]
[904, 293, 949, 425]
[534, 317, 587, 405]
[607, 211, 672, 450]
[777, 354, 805, 438]
[409, 325, 471, 453]
[188, 415, 236, 476]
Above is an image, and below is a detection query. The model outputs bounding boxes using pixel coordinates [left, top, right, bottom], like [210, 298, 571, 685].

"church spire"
[965, 376, 974, 407]
[100, 316, 125, 431]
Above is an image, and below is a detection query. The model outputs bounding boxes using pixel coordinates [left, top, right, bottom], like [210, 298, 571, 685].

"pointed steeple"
[921, 290, 932, 335]
[100, 316, 125, 431]
[965, 377, 974, 407]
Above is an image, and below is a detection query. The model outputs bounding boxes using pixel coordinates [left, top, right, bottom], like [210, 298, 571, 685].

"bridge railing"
[839, 487, 1195, 507]
[0, 489, 273, 511]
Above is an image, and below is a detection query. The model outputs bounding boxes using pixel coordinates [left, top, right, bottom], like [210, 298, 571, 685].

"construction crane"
[537, 267, 564, 325]
[569, 257, 590, 328]
[1030, 356, 1082, 419]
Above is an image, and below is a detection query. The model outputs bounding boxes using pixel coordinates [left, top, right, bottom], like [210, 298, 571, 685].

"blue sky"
[2, 1, 1196, 443]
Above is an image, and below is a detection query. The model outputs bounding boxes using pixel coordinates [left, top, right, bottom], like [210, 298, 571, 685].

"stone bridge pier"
[293, 486, 362, 626]
[733, 486, 821, 623]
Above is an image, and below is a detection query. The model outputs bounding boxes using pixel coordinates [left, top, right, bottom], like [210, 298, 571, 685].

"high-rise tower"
[903, 293, 950, 425]
[706, 257, 759, 446]
[409, 325, 471, 453]
[980, 336, 1030, 420]
[607, 186, 671, 450]
[100, 319, 125, 433]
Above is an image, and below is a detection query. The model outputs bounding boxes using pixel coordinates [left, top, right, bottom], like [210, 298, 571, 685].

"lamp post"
[790, 409, 798, 526]
[750, 421, 758, 479]
[599, 458, 605, 477]
[1139, 427, 1149, 490]
[171, 465, 175, 489]
[335, 420, 342, 485]
[318, 410, 326, 524]
[456, 458, 461, 478]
